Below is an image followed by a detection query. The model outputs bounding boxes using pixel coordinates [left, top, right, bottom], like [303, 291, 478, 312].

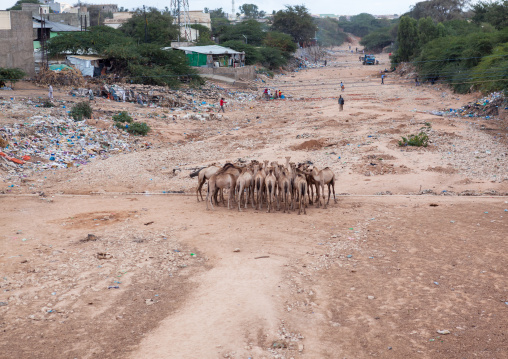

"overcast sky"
[2, 0, 480, 15]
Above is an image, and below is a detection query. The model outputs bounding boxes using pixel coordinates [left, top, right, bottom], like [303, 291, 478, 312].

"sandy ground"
[1, 41, 508, 359]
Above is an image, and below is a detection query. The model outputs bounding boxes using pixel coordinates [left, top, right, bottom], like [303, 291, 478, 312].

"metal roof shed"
[172, 45, 245, 67]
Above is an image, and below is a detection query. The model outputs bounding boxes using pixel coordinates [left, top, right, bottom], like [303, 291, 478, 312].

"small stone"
[437, 329, 451, 335]
[367, 296, 375, 300]
[298, 343, 304, 352]
[145, 299, 154, 305]
[233, 248, 240, 252]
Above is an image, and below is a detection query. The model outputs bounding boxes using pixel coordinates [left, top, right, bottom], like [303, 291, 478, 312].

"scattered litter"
[437, 330, 451, 335]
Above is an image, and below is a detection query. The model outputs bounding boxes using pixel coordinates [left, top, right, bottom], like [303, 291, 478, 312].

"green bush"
[398, 132, 429, 147]
[126, 122, 150, 136]
[0, 67, 26, 87]
[70, 101, 93, 121]
[260, 47, 287, 69]
[42, 100, 54, 108]
[112, 111, 133, 123]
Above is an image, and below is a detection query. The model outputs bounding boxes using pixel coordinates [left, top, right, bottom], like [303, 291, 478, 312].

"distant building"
[32, 17, 82, 50]
[46, 0, 74, 14]
[171, 45, 245, 68]
[188, 10, 211, 29]
[103, 11, 133, 29]
[22, 3, 90, 28]
[0, 10, 35, 76]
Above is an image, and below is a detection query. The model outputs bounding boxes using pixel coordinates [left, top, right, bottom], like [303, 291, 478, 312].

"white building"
[47, 0, 73, 14]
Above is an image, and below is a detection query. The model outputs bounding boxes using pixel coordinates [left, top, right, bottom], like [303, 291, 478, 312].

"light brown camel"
[206, 172, 236, 210]
[236, 166, 254, 211]
[304, 166, 337, 208]
[253, 163, 266, 210]
[277, 168, 291, 213]
[265, 167, 277, 213]
[194, 165, 220, 202]
[294, 173, 308, 215]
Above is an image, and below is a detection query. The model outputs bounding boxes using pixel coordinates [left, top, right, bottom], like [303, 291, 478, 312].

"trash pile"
[35, 67, 85, 87]
[432, 92, 506, 119]
[454, 92, 506, 119]
[0, 115, 145, 179]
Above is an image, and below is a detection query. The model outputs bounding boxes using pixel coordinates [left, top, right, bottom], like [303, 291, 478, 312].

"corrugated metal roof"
[67, 55, 103, 61]
[32, 18, 81, 32]
[176, 45, 243, 55]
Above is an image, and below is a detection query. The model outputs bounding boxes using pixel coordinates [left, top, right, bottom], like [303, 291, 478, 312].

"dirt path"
[1, 42, 507, 359]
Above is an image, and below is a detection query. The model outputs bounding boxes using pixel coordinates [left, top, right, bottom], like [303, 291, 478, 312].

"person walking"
[381, 74, 385, 84]
[219, 97, 226, 112]
[338, 95, 345, 111]
[48, 85, 53, 100]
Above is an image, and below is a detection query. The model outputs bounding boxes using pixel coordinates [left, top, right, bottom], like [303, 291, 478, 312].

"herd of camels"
[192, 157, 337, 214]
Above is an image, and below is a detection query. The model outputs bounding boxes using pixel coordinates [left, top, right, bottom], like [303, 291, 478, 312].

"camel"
[193, 164, 220, 202]
[265, 167, 277, 213]
[285, 156, 291, 170]
[206, 172, 236, 210]
[253, 163, 266, 210]
[236, 166, 254, 211]
[304, 166, 337, 208]
[277, 168, 291, 213]
[294, 173, 308, 215]
[213, 163, 242, 205]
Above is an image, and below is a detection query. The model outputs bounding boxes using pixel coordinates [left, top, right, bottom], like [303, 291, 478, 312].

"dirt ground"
[1, 40, 508, 359]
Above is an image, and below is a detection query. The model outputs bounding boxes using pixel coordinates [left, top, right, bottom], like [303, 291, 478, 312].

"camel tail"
[256, 178, 261, 191]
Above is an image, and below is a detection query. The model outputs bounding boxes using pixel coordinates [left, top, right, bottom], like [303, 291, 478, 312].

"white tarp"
[66, 56, 101, 77]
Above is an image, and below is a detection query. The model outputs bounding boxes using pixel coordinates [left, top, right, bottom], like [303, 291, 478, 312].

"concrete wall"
[43, 12, 90, 28]
[0, 11, 35, 76]
[196, 65, 256, 81]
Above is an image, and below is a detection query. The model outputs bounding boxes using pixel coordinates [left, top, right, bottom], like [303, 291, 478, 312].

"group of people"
[263, 88, 283, 100]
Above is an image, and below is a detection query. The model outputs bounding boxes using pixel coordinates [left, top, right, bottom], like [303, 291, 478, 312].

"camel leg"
[238, 184, 242, 212]
[322, 183, 327, 209]
[197, 178, 205, 202]
[333, 181, 338, 204]
[327, 183, 332, 205]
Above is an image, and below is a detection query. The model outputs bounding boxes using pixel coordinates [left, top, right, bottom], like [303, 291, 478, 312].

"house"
[22, 3, 90, 28]
[46, 0, 73, 14]
[0, 10, 35, 76]
[32, 17, 82, 50]
[104, 12, 134, 29]
[173, 45, 245, 68]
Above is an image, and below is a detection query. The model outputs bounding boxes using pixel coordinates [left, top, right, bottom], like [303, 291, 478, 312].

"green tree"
[407, 0, 470, 22]
[338, 13, 390, 38]
[47, 26, 132, 56]
[417, 17, 440, 48]
[7, 0, 39, 10]
[190, 24, 214, 45]
[221, 40, 262, 65]
[259, 47, 287, 69]
[219, 20, 266, 46]
[315, 17, 347, 47]
[210, 8, 227, 19]
[0, 68, 26, 88]
[360, 28, 394, 52]
[263, 31, 297, 58]
[238, 4, 266, 19]
[471, 0, 508, 30]
[396, 16, 418, 62]
[271, 5, 317, 44]
[120, 7, 178, 45]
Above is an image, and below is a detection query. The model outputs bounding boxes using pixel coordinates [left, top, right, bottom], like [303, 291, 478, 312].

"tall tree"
[238, 4, 265, 19]
[396, 16, 418, 62]
[471, 0, 508, 30]
[417, 17, 440, 48]
[271, 5, 317, 44]
[408, 0, 470, 22]
[120, 7, 178, 45]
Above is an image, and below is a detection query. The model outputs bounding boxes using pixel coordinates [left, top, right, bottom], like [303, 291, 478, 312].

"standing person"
[88, 88, 94, 101]
[48, 85, 53, 100]
[137, 93, 144, 106]
[356, 47, 358, 53]
[267, 89, 271, 98]
[340, 82, 345, 92]
[264, 88, 268, 100]
[338, 95, 345, 111]
[278, 90, 282, 98]
[381, 74, 385, 84]
[324, 60, 327, 66]
[219, 97, 226, 112]
[415, 76, 420, 86]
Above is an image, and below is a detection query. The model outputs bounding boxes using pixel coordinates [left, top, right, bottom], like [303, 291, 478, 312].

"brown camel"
[265, 167, 277, 213]
[304, 166, 337, 208]
[253, 164, 266, 210]
[195, 165, 220, 202]
[294, 173, 308, 215]
[206, 172, 236, 210]
[277, 168, 291, 213]
[236, 166, 254, 211]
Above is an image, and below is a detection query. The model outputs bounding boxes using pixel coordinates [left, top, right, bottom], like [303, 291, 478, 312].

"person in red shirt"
[219, 97, 226, 112]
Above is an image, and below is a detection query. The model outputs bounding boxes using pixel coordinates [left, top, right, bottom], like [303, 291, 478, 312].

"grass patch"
[42, 100, 54, 108]
[398, 132, 429, 147]
[70, 101, 92, 121]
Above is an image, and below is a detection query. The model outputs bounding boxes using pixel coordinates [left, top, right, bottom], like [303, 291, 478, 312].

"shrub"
[0, 67, 26, 87]
[126, 122, 150, 136]
[112, 111, 133, 123]
[398, 132, 429, 147]
[42, 100, 54, 108]
[70, 101, 93, 121]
